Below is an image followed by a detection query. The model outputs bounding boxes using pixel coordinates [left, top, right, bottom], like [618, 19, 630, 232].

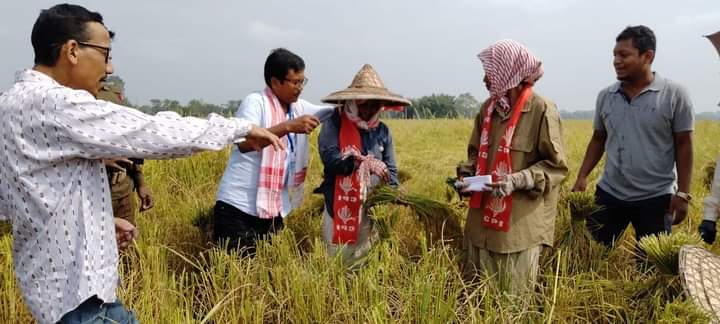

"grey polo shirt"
[593, 73, 694, 201]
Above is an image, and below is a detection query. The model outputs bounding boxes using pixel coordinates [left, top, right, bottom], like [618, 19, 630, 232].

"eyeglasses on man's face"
[77, 41, 111, 64]
[284, 77, 309, 88]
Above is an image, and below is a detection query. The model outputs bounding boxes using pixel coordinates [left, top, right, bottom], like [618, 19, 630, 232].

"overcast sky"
[1, 1, 718, 111]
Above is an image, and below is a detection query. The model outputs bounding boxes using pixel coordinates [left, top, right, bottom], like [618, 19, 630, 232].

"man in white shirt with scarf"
[214, 48, 332, 255]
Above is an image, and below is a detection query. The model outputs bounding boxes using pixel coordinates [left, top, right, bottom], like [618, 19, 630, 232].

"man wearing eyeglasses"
[213, 48, 333, 255]
[0, 4, 282, 324]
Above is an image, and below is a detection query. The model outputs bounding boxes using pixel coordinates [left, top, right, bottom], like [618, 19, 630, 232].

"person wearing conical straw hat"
[316, 64, 409, 264]
[456, 40, 568, 296]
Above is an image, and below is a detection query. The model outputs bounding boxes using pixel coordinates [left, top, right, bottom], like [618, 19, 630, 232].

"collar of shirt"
[17, 69, 60, 85]
[610, 72, 666, 95]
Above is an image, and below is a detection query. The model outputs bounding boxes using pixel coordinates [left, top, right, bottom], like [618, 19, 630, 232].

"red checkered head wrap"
[477, 40, 543, 110]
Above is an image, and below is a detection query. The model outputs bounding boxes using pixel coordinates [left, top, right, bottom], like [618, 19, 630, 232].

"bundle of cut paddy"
[366, 185, 463, 248]
[566, 191, 600, 222]
[638, 232, 703, 275]
[549, 191, 607, 274]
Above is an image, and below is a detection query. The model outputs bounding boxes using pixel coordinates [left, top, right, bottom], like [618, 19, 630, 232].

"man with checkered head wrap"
[457, 40, 568, 297]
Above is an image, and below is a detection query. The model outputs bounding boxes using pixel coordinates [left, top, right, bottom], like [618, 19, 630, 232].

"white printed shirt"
[0, 70, 253, 324]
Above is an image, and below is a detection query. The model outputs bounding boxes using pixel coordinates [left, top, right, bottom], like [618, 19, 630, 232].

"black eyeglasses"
[284, 77, 309, 88]
[77, 42, 111, 64]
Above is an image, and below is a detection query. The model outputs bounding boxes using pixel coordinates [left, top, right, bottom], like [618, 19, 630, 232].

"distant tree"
[224, 100, 242, 116]
[455, 92, 481, 118]
[411, 94, 459, 118]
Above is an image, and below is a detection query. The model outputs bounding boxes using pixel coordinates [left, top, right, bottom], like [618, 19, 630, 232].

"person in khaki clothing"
[457, 40, 568, 296]
[97, 80, 154, 224]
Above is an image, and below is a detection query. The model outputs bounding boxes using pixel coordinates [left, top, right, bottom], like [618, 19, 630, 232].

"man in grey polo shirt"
[572, 25, 694, 246]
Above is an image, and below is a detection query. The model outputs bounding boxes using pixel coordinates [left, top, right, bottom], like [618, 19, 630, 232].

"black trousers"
[212, 200, 284, 255]
[586, 186, 672, 247]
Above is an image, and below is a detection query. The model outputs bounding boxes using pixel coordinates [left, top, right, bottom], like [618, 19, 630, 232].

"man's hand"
[244, 125, 285, 152]
[137, 184, 154, 212]
[453, 177, 472, 197]
[104, 158, 133, 173]
[571, 176, 588, 192]
[374, 165, 390, 183]
[699, 220, 717, 244]
[286, 115, 320, 134]
[669, 195, 689, 225]
[484, 171, 530, 197]
[114, 217, 139, 250]
[486, 178, 515, 198]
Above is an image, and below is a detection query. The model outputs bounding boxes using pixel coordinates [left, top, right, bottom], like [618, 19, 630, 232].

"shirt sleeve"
[381, 125, 399, 186]
[51, 89, 254, 160]
[236, 93, 263, 124]
[592, 91, 606, 132]
[525, 101, 569, 197]
[297, 99, 335, 122]
[456, 109, 483, 177]
[671, 84, 695, 133]
[704, 159, 720, 222]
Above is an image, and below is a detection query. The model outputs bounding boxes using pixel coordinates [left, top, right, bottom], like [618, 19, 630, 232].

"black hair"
[31, 4, 114, 66]
[263, 48, 305, 87]
[616, 25, 656, 55]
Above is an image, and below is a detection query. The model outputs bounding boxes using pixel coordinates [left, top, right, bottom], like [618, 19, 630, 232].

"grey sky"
[1, 0, 718, 111]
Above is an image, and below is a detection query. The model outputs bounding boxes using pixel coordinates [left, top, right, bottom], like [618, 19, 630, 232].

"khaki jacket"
[458, 93, 568, 253]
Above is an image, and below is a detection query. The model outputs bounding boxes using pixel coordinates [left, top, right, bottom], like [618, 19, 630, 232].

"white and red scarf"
[469, 39, 542, 232]
[469, 86, 532, 232]
[332, 104, 389, 244]
[256, 87, 309, 219]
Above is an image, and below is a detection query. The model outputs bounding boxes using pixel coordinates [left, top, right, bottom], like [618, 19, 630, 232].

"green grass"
[1, 119, 719, 323]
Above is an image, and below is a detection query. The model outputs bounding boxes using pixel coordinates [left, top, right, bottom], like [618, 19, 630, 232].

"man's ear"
[270, 76, 282, 89]
[62, 39, 80, 66]
[642, 49, 655, 64]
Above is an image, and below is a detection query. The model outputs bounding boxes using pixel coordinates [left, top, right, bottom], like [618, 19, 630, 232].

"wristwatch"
[676, 191, 692, 202]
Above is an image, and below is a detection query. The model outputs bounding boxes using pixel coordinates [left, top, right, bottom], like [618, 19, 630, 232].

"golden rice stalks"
[565, 191, 601, 222]
[638, 232, 703, 275]
[366, 185, 463, 247]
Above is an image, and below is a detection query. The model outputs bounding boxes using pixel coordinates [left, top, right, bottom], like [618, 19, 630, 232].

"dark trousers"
[212, 200, 284, 255]
[586, 186, 672, 247]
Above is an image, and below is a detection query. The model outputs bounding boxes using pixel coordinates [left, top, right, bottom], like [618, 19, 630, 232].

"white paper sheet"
[461, 175, 493, 192]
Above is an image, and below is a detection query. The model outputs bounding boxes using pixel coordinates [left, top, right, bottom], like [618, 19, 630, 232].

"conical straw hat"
[321, 64, 411, 106]
[679, 245, 720, 322]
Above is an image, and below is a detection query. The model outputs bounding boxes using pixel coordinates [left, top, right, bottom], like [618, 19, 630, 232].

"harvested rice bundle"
[639, 232, 703, 275]
[549, 191, 607, 274]
[566, 191, 600, 222]
[366, 185, 463, 247]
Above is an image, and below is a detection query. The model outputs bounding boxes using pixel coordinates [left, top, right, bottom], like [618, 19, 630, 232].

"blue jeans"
[58, 296, 139, 324]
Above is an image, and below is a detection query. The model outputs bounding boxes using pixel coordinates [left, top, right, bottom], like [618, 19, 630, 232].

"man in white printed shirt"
[0, 4, 281, 323]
